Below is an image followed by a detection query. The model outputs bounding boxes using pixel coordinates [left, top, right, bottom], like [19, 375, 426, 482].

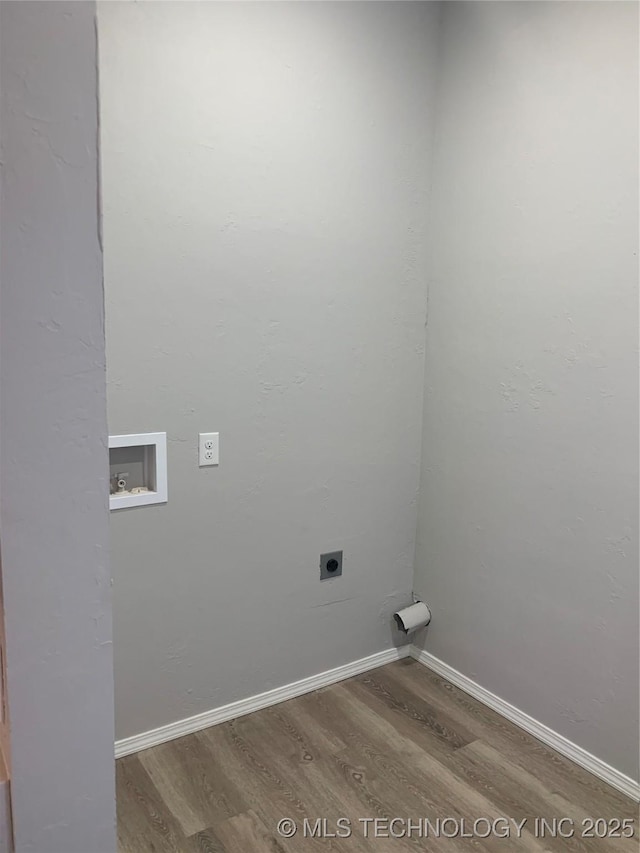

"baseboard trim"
[115, 646, 411, 759]
[411, 646, 640, 803]
[115, 641, 640, 802]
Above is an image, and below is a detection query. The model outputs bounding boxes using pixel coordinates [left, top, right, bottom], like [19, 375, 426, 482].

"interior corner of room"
[0, 1, 638, 851]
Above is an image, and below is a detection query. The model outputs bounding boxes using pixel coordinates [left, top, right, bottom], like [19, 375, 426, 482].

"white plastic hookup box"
[108, 432, 167, 510]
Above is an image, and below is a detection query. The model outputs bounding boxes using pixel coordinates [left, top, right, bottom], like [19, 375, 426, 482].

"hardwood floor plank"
[181, 826, 227, 853]
[387, 660, 636, 818]
[360, 662, 479, 745]
[228, 712, 379, 851]
[215, 810, 287, 853]
[270, 691, 508, 851]
[116, 755, 186, 853]
[137, 731, 245, 836]
[448, 740, 636, 853]
[297, 686, 456, 816]
[245, 698, 346, 764]
[196, 720, 347, 853]
[324, 684, 548, 853]
[231, 701, 390, 850]
[345, 668, 472, 761]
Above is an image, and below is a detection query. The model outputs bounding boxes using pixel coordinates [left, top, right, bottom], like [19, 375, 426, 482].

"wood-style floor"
[117, 659, 638, 852]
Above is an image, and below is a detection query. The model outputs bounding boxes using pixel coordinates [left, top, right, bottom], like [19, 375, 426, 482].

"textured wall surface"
[99, 1, 439, 740]
[414, 1, 639, 782]
[0, 2, 116, 850]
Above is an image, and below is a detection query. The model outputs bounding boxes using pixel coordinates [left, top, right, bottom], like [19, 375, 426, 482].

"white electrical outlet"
[199, 432, 219, 467]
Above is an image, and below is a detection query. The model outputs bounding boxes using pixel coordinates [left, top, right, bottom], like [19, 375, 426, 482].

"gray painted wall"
[0, 2, 117, 850]
[98, 1, 439, 740]
[414, 1, 639, 782]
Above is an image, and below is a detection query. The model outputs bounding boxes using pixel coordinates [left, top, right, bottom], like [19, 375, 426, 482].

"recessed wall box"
[109, 432, 167, 510]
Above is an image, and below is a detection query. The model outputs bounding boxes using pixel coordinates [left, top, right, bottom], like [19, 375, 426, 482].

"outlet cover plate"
[320, 550, 343, 580]
[199, 432, 219, 467]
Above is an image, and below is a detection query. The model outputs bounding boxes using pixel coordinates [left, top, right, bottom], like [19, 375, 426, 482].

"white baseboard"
[115, 645, 410, 759]
[410, 646, 640, 803]
[115, 641, 639, 803]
